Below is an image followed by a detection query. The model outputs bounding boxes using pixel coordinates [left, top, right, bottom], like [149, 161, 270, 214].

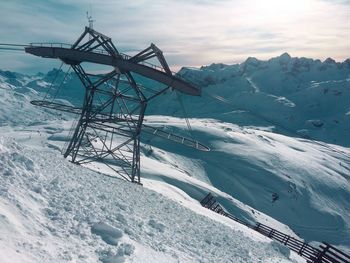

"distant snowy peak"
[0, 68, 69, 88]
[245, 56, 261, 66]
[279, 52, 292, 60]
[176, 53, 350, 147]
[183, 53, 349, 73]
[178, 53, 350, 88]
[249, 53, 348, 69]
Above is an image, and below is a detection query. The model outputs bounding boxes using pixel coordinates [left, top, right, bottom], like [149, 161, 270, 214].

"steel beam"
[25, 46, 200, 96]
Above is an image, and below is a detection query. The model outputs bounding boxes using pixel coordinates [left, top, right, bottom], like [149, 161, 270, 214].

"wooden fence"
[200, 193, 350, 263]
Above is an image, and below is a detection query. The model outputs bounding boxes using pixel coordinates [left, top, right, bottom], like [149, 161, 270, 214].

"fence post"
[284, 236, 290, 245]
[214, 204, 220, 211]
[207, 199, 215, 209]
[200, 193, 212, 207]
[298, 243, 306, 255]
[314, 242, 330, 263]
[199, 192, 350, 263]
[255, 223, 261, 231]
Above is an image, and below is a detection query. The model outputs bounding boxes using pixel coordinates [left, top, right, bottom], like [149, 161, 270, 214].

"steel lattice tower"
[26, 27, 207, 183]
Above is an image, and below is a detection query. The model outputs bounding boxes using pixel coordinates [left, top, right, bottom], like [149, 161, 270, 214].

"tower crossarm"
[25, 46, 200, 96]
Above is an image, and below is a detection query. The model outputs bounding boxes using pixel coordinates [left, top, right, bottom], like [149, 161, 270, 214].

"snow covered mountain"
[3, 53, 350, 147]
[0, 53, 349, 261]
[174, 53, 350, 147]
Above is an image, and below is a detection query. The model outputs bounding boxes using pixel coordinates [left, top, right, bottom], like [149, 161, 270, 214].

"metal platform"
[31, 100, 210, 152]
[25, 37, 200, 96]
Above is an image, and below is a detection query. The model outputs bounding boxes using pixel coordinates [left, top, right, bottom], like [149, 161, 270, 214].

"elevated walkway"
[25, 43, 200, 96]
[30, 100, 210, 152]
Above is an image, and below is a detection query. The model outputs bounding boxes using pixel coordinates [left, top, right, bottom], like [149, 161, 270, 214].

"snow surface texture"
[0, 53, 349, 261]
[0, 137, 302, 262]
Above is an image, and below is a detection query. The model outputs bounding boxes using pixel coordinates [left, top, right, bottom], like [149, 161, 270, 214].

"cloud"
[320, 0, 350, 5]
[0, 0, 349, 74]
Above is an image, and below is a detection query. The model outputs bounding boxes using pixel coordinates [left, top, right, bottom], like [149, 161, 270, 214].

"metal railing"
[310, 242, 350, 263]
[28, 42, 175, 75]
[200, 193, 350, 263]
[142, 124, 210, 151]
[29, 42, 72, 48]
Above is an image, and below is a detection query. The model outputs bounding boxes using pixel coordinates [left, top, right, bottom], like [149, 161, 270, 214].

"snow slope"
[0, 137, 302, 262]
[0, 53, 350, 260]
[139, 117, 350, 251]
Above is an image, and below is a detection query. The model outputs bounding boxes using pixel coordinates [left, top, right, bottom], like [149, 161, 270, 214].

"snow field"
[1, 55, 350, 260]
[0, 137, 303, 262]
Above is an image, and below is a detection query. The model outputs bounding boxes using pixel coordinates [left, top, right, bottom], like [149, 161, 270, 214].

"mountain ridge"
[0, 53, 350, 257]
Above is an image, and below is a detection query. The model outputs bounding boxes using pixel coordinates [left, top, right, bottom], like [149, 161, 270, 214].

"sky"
[0, 0, 349, 74]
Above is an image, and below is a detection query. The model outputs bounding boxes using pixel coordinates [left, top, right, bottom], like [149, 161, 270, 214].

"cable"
[0, 47, 24, 51]
[43, 62, 64, 100]
[51, 66, 71, 101]
[175, 90, 193, 138]
[0, 43, 27, 52]
[0, 43, 28, 46]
